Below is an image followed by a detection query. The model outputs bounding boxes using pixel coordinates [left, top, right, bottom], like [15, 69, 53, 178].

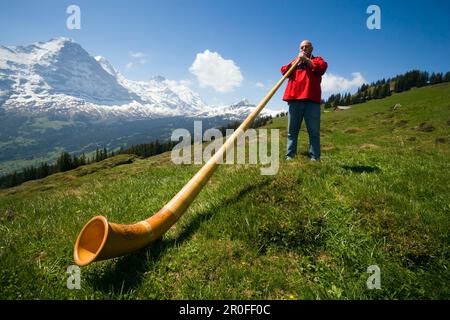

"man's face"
[300, 41, 313, 56]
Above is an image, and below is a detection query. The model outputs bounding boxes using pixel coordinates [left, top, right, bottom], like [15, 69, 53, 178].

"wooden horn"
[73, 58, 300, 266]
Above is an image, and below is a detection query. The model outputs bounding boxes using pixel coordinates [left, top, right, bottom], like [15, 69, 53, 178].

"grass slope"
[1, 83, 449, 299]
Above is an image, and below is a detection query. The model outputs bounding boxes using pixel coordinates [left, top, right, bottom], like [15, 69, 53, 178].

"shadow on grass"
[342, 165, 380, 174]
[87, 178, 270, 295]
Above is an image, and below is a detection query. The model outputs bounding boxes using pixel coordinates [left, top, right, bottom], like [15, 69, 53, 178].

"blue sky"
[1, 0, 449, 111]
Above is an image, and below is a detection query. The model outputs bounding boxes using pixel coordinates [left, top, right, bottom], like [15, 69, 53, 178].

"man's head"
[300, 40, 313, 57]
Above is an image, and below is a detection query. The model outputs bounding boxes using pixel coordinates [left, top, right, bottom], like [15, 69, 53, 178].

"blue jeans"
[286, 100, 321, 159]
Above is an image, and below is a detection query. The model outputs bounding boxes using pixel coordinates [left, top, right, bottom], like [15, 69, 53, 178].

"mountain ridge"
[0, 37, 269, 120]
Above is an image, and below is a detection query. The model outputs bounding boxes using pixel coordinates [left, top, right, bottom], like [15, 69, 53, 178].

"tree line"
[0, 147, 110, 188]
[0, 114, 276, 189]
[323, 70, 450, 109]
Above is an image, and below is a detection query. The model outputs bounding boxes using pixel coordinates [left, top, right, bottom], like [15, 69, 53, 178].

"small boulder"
[392, 103, 402, 111]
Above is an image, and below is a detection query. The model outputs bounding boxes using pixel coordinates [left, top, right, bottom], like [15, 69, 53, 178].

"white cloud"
[126, 51, 149, 70]
[179, 79, 193, 87]
[189, 49, 243, 92]
[129, 51, 146, 59]
[322, 72, 366, 93]
[125, 62, 134, 70]
[255, 82, 265, 88]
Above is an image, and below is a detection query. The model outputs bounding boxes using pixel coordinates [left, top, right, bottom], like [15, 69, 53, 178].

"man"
[281, 40, 328, 161]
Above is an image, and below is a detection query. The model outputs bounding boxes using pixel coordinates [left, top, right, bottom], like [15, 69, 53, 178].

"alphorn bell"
[73, 57, 301, 266]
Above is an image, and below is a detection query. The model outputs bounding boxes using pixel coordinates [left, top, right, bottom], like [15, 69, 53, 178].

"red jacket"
[281, 56, 328, 103]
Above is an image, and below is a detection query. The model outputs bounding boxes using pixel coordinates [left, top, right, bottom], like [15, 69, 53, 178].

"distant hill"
[323, 69, 449, 109]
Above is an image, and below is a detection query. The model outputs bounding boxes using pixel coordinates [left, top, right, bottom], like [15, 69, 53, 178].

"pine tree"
[37, 162, 50, 179]
[417, 71, 429, 87]
[80, 153, 86, 166]
[444, 71, 450, 83]
[345, 93, 351, 105]
[154, 140, 161, 154]
[73, 155, 80, 168]
[394, 78, 404, 93]
[429, 73, 437, 85]
[434, 72, 443, 84]
[57, 152, 73, 172]
[10, 171, 20, 187]
[383, 83, 391, 97]
[373, 86, 379, 99]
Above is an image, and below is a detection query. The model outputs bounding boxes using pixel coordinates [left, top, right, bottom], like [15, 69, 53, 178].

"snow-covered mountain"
[0, 37, 268, 120]
[195, 98, 260, 120]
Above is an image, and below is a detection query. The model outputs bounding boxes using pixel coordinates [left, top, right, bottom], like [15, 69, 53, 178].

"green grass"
[0, 83, 449, 299]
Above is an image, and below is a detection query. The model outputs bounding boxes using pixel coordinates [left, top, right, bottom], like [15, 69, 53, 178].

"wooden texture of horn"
[73, 58, 300, 266]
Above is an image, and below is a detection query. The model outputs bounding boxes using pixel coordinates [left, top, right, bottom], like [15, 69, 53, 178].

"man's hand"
[298, 51, 312, 66]
[298, 51, 307, 60]
[292, 52, 305, 66]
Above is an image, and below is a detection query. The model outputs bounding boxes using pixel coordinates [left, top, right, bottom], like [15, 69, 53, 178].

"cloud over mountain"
[189, 49, 243, 93]
[322, 72, 366, 93]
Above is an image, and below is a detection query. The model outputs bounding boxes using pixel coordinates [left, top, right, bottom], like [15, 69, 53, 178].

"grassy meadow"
[0, 83, 449, 299]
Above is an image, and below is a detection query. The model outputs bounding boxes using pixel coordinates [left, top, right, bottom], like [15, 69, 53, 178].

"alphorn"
[73, 57, 301, 266]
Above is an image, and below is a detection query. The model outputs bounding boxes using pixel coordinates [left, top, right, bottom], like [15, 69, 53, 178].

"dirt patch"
[257, 214, 326, 254]
[322, 145, 335, 152]
[2, 208, 16, 221]
[342, 165, 380, 173]
[255, 175, 298, 206]
[435, 136, 449, 144]
[360, 210, 437, 269]
[344, 127, 363, 134]
[63, 188, 88, 199]
[316, 252, 333, 264]
[354, 195, 388, 214]
[359, 144, 379, 150]
[34, 251, 47, 260]
[395, 120, 409, 127]
[418, 122, 435, 132]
